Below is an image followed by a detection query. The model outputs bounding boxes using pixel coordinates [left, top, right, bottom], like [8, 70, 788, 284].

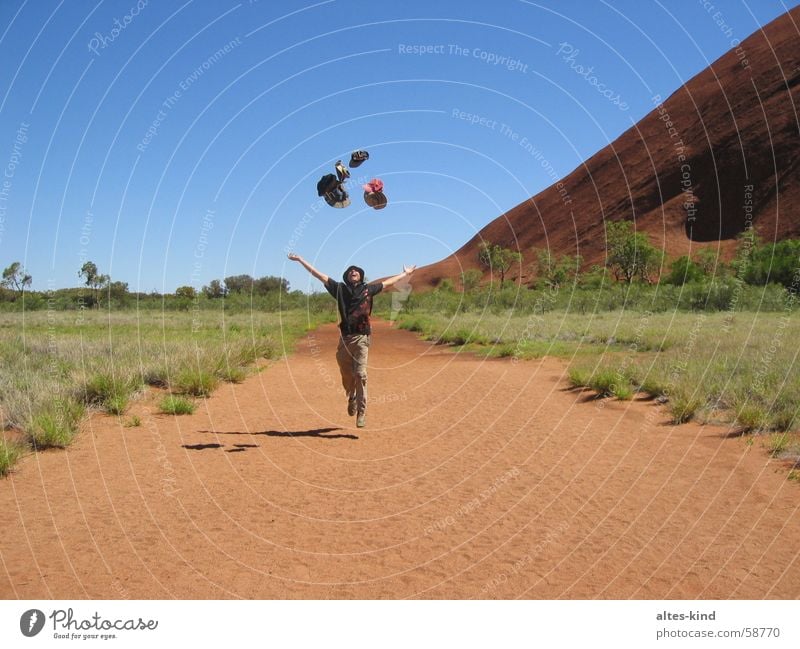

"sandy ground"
[1, 320, 798, 599]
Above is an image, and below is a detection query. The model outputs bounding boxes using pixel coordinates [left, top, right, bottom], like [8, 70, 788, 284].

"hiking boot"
[356, 411, 366, 428]
[347, 397, 357, 417]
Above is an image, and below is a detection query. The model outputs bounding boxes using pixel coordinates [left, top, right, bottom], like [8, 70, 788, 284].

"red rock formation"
[414, 6, 800, 288]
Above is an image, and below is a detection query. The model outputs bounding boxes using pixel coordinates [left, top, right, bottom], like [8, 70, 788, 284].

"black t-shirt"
[324, 278, 383, 335]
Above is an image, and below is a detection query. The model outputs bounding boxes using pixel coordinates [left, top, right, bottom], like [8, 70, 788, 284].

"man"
[288, 253, 415, 427]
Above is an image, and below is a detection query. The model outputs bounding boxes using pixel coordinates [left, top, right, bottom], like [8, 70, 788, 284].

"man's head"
[343, 265, 365, 284]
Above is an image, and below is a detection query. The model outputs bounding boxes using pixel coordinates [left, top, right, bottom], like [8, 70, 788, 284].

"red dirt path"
[1, 321, 798, 599]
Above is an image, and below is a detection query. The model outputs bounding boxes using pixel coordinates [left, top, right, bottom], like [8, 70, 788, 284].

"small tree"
[202, 279, 226, 298]
[78, 261, 109, 307]
[459, 269, 482, 292]
[223, 274, 254, 294]
[175, 286, 196, 299]
[253, 275, 289, 295]
[664, 256, 705, 285]
[534, 249, 582, 289]
[695, 248, 719, 276]
[606, 220, 658, 283]
[107, 280, 129, 300]
[478, 242, 522, 287]
[1, 261, 32, 296]
[742, 238, 800, 288]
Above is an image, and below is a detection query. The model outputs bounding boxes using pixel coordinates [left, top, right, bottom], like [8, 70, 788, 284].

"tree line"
[3, 221, 799, 308]
[0, 260, 291, 307]
[472, 221, 800, 292]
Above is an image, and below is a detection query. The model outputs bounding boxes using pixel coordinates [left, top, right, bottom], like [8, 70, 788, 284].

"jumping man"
[288, 253, 415, 427]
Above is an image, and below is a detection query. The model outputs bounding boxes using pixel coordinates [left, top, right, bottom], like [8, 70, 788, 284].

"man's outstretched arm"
[381, 264, 416, 289]
[287, 253, 329, 284]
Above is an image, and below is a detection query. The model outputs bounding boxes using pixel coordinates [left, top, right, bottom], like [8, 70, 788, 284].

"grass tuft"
[0, 439, 25, 477]
[568, 367, 592, 389]
[217, 365, 248, 383]
[82, 372, 138, 414]
[736, 404, 770, 432]
[159, 396, 195, 415]
[765, 433, 791, 457]
[669, 393, 703, 424]
[27, 398, 85, 449]
[172, 367, 218, 397]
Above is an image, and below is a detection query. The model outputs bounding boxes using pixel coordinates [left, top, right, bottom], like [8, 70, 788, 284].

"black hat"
[317, 173, 338, 197]
[349, 150, 369, 168]
[343, 265, 365, 283]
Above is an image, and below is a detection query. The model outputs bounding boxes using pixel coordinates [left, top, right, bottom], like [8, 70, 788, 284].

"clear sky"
[0, 0, 796, 294]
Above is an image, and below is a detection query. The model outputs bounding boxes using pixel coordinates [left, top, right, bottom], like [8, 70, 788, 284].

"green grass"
[82, 372, 140, 414]
[391, 308, 800, 435]
[27, 398, 85, 449]
[765, 433, 791, 457]
[568, 367, 592, 389]
[668, 393, 703, 424]
[159, 396, 196, 415]
[123, 415, 141, 428]
[172, 366, 218, 397]
[0, 439, 25, 477]
[0, 309, 335, 473]
[216, 365, 248, 383]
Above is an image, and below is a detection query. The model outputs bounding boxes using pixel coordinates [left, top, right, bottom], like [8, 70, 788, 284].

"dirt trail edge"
[2, 320, 798, 599]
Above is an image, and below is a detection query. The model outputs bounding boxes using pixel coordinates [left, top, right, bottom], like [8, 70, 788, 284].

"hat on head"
[343, 265, 365, 283]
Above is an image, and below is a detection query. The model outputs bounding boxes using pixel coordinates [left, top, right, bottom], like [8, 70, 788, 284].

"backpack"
[316, 173, 339, 197]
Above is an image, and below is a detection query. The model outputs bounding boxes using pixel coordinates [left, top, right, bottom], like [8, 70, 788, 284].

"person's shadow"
[198, 427, 358, 440]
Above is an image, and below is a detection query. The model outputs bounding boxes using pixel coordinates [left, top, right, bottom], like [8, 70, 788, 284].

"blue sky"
[0, 0, 796, 294]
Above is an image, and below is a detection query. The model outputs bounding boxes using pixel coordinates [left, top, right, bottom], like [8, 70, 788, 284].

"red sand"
[1, 321, 798, 599]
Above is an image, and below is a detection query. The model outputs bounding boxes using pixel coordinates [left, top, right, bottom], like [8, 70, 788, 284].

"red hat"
[362, 178, 384, 193]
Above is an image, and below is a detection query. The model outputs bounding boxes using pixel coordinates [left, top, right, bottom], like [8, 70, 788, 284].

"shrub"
[460, 269, 483, 292]
[663, 256, 706, 285]
[123, 415, 141, 428]
[159, 396, 195, 415]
